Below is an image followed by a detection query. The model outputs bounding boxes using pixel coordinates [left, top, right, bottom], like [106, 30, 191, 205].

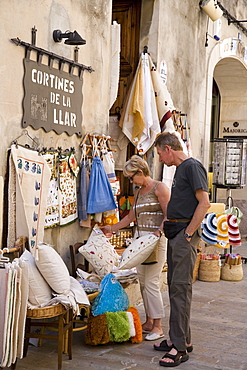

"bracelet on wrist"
[110, 226, 116, 234]
[158, 228, 164, 236]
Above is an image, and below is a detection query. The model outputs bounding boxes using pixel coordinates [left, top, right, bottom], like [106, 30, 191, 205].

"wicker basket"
[198, 259, 220, 282]
[110, 230, 133, 248]
[26, 304, 66, 319]
[221, 262, 243, 281]
[192, 252, 201, 283]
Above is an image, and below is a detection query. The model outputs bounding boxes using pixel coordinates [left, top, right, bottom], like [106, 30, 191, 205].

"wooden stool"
[69, 243, 102, 332]
[69, 242, 89, 278]
[72, 290, 100, 332]
[24, 304, 73, 370]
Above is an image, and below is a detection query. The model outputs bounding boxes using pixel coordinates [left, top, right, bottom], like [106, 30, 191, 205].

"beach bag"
[87, 156, 116, 214]
[141, 244, 159, 265]
[118, 234, 160, 270]
[225, 206, 243, 225]
[91, 273, 129, 316]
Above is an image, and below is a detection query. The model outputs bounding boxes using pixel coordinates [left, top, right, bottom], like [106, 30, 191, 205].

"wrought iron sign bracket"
[11, 37, 92, 137]
[11, 37, 94, 76]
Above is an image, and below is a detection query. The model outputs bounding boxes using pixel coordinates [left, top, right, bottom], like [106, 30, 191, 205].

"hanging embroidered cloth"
[7, 153, 16, 247]
[11, 145, 51, 257]
[43, 152, 60, 228]
[58, 153, 78, 226]
[78, 159, 90, 221]
[87, 156, 116, 214]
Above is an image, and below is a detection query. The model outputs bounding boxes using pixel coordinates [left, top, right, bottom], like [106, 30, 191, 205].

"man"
[154, 132, 210, 367]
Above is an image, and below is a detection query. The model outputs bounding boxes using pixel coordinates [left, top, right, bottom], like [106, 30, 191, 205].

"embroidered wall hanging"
[11, 144, 51, 257]
[58, 153, 78, 226]
[43, 152, 60, 228]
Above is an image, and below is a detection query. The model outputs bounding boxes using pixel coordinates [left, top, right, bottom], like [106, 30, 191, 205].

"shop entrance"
[110, 0, 142, 196]
[211, 57, 247, 235]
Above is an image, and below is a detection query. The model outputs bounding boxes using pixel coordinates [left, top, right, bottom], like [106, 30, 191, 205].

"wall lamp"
[53, 29, 86, 46]
[199, 0, 223, 21]
[228, 19, 247, 25]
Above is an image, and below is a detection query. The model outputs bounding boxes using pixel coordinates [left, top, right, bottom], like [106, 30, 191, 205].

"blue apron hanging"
[87, 156, 116, 214]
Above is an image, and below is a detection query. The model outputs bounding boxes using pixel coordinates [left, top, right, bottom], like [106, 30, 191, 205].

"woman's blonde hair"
[123, 155, 150, 177]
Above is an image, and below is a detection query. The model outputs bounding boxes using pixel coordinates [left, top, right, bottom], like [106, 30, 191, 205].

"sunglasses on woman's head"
[128, 170, 139, 181]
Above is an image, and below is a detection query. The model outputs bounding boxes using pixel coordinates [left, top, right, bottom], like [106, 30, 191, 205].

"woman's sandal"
[159, 351, 189, 367]
[154, 339, 193, 353]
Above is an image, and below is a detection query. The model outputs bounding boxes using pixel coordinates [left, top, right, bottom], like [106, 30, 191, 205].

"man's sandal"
[154, 339, 193, 353]
[159, 351, 189, 367]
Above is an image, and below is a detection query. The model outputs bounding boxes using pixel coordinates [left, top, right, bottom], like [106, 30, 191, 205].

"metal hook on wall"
[11, 129, 39, 149]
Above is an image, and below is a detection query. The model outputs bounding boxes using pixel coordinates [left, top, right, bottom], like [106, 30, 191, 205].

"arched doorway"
[212, 56, 247, 235]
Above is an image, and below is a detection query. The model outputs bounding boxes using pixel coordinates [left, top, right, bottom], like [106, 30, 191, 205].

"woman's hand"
[153, 229, 162, 238]
[100, 225, 113, 238]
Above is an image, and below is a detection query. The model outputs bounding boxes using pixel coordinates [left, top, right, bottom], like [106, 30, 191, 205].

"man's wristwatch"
[185, 232, 193, 238]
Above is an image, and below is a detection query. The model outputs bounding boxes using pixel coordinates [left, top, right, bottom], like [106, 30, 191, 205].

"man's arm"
[185, 188, 210, 238]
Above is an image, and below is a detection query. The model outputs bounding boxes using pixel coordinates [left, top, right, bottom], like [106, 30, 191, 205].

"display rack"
[80, 134, 116, 158]
[212, 138, 247, 188]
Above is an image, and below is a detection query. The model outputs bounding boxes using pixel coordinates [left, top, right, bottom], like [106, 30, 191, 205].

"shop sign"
[22, 58, 83, 136]
[222, 121, 247, 137]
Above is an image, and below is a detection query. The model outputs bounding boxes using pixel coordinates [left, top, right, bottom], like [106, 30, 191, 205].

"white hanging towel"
[109, 21, 121, 109]
[148, 55, 175, 120]
[120, 52, 160, 154]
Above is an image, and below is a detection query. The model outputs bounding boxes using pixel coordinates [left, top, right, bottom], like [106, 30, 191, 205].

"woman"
[101, 155, 170, 341]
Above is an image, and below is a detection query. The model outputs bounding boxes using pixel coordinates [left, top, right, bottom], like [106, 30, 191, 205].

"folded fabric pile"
[112, 268, 138, 285]
[20, 243, 90, 314]
[85, 273, 142, 345]
[201, 212, 241, 248]
[0, 259, 28, 368]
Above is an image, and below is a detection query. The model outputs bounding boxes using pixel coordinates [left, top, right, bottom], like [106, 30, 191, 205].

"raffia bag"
[198, 259, 220, 282]
[221, 263, 243, 281]
[192, 252, 201, 283]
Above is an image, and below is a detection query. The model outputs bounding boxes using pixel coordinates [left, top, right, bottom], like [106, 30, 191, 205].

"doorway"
[111, 0, 142, 196]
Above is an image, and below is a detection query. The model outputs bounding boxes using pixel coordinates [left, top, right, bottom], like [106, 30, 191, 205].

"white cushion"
[118, 234, 160, 270]
[70, 276, 90, 306]
[20, 249, 52, 306]
[35, 242, 70, 295]
[78, 226, 119, 277]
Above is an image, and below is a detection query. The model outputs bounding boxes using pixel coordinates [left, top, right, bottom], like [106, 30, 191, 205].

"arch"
[203, 38, 247, 169]
[204, 38, 247, 232]
[214, 57, 247, 137]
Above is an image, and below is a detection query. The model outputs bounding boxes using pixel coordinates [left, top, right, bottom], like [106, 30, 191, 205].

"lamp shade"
[200, 0, 223, 21]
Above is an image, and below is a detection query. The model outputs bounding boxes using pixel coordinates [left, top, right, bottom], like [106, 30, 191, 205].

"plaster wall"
[140, 0, 247, 165]
[0, 0, 112, 262]
[140, 0, 247, 236]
